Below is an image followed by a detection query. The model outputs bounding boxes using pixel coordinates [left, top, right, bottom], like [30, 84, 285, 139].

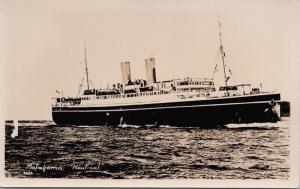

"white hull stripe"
[53, 100, 280, 113]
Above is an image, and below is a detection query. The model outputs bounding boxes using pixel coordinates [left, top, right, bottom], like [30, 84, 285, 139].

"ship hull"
[52, 93, 281, 127]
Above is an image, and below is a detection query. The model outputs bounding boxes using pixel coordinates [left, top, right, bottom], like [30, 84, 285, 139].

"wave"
[225, 122, 279, 130]
[246, 155, 265, 160]
[129, 154, 155, 160]
[118, 124, 141, 128]
[77, 125, 102, 128]
[249, 164, 270, 170]
[158, 125, 172, 128]
[191, 164, 233, 171]
[227, 142, 246, 149]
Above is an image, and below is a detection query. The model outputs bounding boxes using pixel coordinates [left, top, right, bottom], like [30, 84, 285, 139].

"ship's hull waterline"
[52, 93, 281, 127]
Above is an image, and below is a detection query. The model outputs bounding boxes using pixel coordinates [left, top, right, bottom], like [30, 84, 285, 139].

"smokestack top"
[146, 57, 155, 62]
[145, 57, 156, 84]
[120, 61, 131, 84]
[120, 61, 130, 65]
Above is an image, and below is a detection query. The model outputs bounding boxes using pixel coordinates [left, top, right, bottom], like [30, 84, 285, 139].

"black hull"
[52, 93, 281, 127]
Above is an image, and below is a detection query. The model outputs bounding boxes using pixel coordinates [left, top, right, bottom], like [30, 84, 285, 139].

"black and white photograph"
[1, 0, 299, 187]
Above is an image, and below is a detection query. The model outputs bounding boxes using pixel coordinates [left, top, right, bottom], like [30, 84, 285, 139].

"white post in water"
[11, 120, 19, 138]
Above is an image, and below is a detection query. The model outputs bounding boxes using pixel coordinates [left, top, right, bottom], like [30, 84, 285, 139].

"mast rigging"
[218, 20, 229, 88]
[84, 42, 90, 90]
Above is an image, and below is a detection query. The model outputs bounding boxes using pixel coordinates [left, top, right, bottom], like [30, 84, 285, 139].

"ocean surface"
[5, 120, 290, 179]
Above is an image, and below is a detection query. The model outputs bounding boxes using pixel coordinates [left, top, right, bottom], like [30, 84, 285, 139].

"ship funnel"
[120, 61, 131, 85]
[145, 57, 157, 84]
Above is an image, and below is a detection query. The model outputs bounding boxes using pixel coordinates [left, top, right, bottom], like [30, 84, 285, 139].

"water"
[5, 120, 290, 179]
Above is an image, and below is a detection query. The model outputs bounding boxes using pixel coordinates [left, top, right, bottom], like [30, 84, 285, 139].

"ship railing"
[51, 88, 217, 106]
[94, 90, 172, 100]
[176, 92, 210, 99]
[172, 77, 214, 82]
[210, 89, 267, 98]
[92, 89, 214, 101]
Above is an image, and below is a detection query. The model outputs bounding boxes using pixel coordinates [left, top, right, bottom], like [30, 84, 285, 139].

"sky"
[1, 0, 300, 120]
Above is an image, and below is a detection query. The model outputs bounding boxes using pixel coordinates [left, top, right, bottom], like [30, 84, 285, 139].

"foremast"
[84, 42, 90, 90]
[217, 20, 229, 88]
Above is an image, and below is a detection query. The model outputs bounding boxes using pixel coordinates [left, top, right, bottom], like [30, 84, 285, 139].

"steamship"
[52, 21, 282, 127]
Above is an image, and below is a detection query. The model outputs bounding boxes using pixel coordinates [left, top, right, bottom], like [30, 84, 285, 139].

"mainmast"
[218, 20, 228, 87]
[84, 42, 90, 90]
